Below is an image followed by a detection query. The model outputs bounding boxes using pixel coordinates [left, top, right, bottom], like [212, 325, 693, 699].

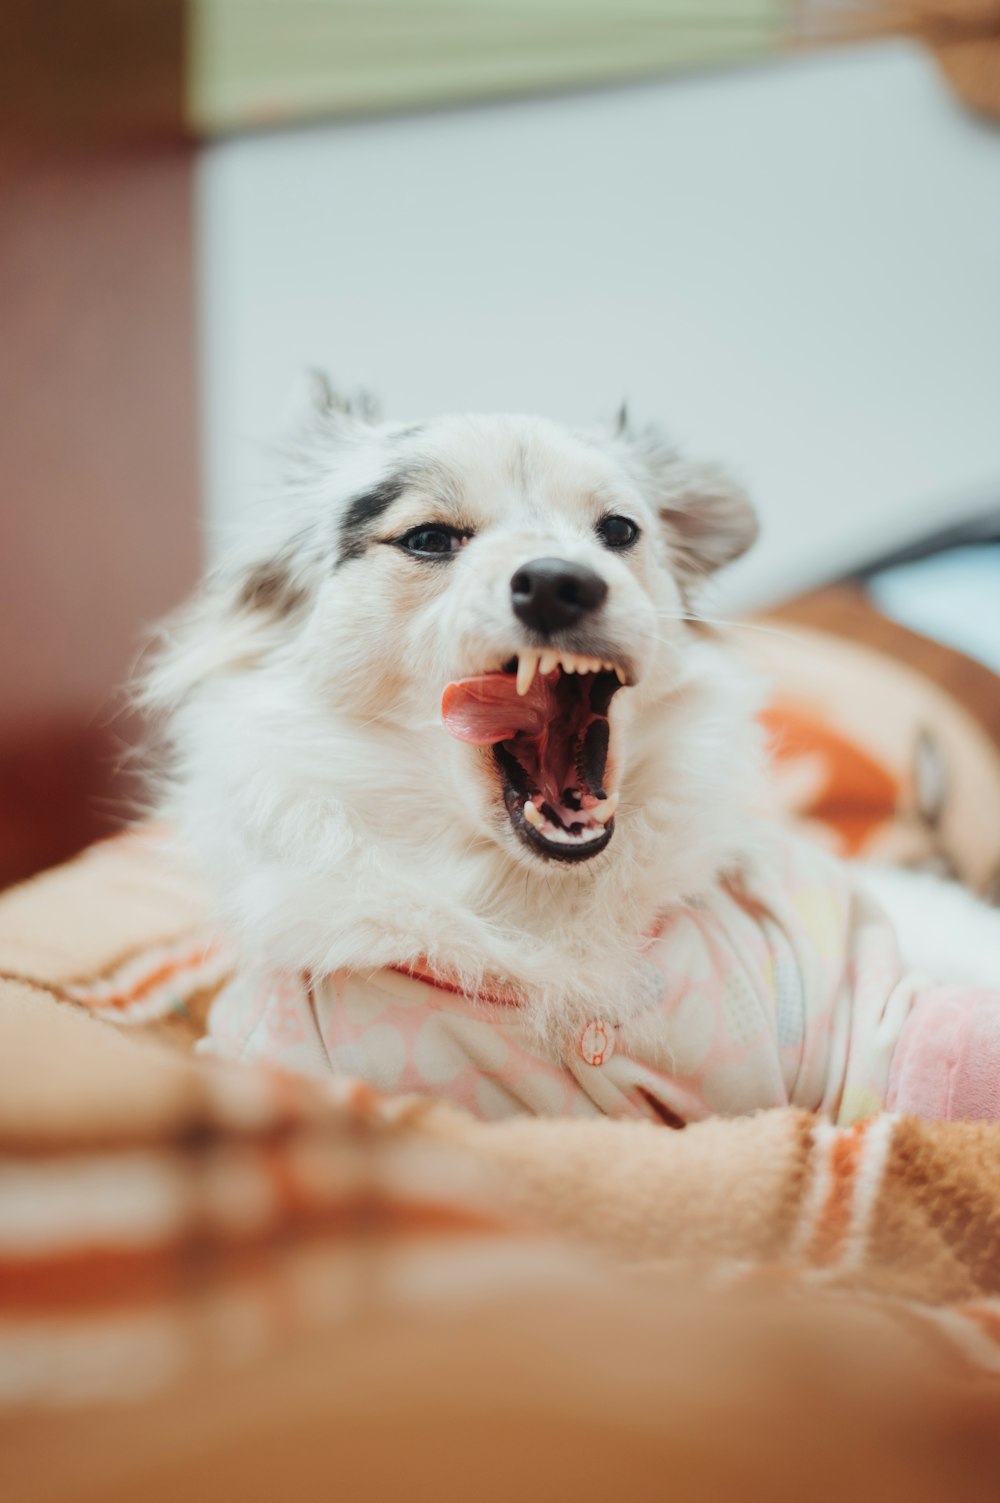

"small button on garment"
[579, 1020, 615, 1067]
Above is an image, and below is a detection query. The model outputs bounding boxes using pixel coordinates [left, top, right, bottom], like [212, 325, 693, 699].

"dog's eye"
[395, 525, 470, 558]
[596, 515, 639, 550]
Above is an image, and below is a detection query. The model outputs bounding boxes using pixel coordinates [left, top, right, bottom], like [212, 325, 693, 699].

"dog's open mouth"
[441, 650, 627, 862]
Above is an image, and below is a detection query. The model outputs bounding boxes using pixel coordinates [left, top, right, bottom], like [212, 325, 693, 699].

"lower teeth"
[522, 796, 610, 843]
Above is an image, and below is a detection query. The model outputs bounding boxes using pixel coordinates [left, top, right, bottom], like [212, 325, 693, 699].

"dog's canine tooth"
[523, 799, 544, 829]
[593, 793, 618, 825]
[539, 650, 560, 676]
[614, 666, 626, 684]
[516, 651, 539, 696]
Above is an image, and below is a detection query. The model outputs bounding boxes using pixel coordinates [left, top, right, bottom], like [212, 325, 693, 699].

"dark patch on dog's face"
[338, 473, 410, 562]
[237, 558, 308, 618]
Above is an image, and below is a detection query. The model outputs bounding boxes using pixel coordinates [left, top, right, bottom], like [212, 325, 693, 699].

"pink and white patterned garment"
[205, 831, 1000, 1126]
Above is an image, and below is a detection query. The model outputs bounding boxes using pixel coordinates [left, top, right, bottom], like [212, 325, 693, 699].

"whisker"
[653, 608, 803, 643]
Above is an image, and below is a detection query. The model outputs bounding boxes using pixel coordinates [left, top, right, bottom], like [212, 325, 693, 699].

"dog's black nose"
[510, 558, 609, 636]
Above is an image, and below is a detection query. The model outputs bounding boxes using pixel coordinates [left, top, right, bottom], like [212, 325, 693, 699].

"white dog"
[145, 388, 1000, 1125]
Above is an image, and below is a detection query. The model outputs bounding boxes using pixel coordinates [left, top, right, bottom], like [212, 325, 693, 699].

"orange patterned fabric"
[760, 703, 902, 856]
[748, 616, 1000, 897]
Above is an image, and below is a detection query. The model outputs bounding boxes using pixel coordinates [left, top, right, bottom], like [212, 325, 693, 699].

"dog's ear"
[655, 459, 758, 578]
[617, 420, 758, 580]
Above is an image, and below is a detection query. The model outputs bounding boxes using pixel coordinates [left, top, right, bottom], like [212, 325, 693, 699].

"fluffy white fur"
[144, 392, 1000, 1056]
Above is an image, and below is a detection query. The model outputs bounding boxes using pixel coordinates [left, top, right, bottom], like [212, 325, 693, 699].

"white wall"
[197, 41, 1000, 609]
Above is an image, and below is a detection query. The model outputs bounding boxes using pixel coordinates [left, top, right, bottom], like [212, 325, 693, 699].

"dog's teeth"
[593, 794, 618, 825]
[540, 650, 560, 676]
[516, 651, 539, 696]
[562, 657, 578, 674]
[614, 666, 626, 684]
[523, 799, 544, 829]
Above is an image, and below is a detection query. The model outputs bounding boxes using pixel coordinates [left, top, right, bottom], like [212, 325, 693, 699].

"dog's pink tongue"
[441, 674, 550, 746]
